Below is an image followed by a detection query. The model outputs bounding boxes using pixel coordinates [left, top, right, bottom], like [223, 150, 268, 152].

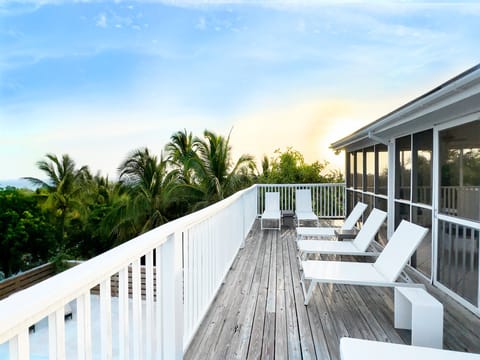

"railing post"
[161, 231, 184, 360]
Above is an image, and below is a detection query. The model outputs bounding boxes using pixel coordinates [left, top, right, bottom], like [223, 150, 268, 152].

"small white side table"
[394, 287, 443, 349]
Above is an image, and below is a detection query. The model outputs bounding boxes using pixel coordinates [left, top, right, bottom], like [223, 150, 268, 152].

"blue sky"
[1, 1, 480, 181]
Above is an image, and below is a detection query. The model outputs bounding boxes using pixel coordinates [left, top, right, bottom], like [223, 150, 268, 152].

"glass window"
[363, 194, 374, 219]
[355, 151, 363, 190]
[437, 219, 479, 306]
[375, 197, 388, 246]
[365, 147, 374, 193]
[355, 192, 363, 213]
[411, 206, 432, 277]
[413, 130, 433, 205]
[376, 144, 388, 196]
[346, 152, 354, 188]
[396, 135, 412, 200]
[439, 120, 480, 221]
[395, 202, 410, 228]
[346, 189, 355, 215]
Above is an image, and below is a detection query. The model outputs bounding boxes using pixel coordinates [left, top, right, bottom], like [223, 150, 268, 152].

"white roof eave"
[331, 64, 480, 151]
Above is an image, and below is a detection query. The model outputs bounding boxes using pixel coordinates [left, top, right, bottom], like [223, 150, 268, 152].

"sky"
[1, 0, 480, 182]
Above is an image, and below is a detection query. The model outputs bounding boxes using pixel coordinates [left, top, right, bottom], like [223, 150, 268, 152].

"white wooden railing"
[0, 185, 257, 360]
[257, 183, 346, 218]
[440, 186, 480, 220]
[0, 183, 344, 359]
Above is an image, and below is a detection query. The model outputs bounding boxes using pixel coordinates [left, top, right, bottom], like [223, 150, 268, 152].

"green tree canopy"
[23, 153, 89, 249]
[190, 129, 256, 205]
[0, 187, 55, 276]
[259, 147, 343, 184]
[105, 148, 181, 242]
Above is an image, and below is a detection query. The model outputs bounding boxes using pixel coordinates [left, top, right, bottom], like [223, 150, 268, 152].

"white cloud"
[96, 13, 107, 28]
[196, 16, 206, 30]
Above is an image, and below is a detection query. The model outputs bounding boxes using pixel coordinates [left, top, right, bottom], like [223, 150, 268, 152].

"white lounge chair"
[295, 189, 319, 227]
[301, 220, 428, 305]
[297, 208, 386, 260]
[261, 192, 281, 230]
[340, 338, 480, 360]
[296, 202, 367, 240]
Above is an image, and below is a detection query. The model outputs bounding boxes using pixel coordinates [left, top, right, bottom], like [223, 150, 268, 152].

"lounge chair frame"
[297, 208, 386, 260]
[300, 220, 428, 305]
[261, 192, 281, 230]
[296, 202, 367, 240]
[295, 189, 319, 227]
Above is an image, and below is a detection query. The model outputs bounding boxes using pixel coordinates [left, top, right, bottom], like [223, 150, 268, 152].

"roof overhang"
[331, 64, 480, 152]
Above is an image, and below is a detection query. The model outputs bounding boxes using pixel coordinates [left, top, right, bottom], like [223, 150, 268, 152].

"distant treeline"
[0, 129, 343, 278]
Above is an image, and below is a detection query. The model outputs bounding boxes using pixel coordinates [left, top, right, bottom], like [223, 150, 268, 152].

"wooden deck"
[185, 220, 480, 360]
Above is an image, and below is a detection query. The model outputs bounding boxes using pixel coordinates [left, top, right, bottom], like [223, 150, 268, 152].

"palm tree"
[191, 129, 255, 205]
[24, 153, 89, 248]
[165, 129, 196, 185]
[110, 148, 180, 239]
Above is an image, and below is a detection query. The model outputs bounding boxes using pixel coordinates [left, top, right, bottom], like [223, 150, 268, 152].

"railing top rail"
[0, 184, 257, 344]
[256, 183, 346, 187]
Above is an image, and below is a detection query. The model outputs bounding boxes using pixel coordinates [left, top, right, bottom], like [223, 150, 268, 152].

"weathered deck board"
[247, 230, 272, 359]
[283, 230, 302, 359]
[185, 220, 480, 360]
[286, 227, 316, 359]
[274, 230, 287, 360]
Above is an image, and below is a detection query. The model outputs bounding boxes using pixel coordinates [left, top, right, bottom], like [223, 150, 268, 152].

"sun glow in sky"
[1, 1, 480, 181]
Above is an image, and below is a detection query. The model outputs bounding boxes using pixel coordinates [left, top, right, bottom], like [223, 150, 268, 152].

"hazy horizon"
[2, 1, 480, 181]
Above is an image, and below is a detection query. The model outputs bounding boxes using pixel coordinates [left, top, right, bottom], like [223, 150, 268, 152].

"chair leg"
[297, 251, 307, 262]
[297, 253, 303, 269]
[399, 270, 412, 283]
[300, 273, 316, 305]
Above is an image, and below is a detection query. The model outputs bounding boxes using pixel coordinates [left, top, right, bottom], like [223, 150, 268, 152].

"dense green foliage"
[258, 147, 343, 184]
[0, 187, 55, 276]
[0, 130, 343, 278]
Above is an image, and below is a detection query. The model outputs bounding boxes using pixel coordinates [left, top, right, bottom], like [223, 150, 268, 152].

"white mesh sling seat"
[296, 202, 367, 240]
[261, 192, 281, 230]
[340, 338, 480, 360]
[297, 208, 386, 260]
[301, 220, 428, 305]
[295, 189, 319, 227]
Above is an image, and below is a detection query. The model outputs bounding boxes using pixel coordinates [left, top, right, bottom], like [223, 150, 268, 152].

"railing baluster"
[207, 221, 213, 312]
[132, 259, 142, 359]
[77, 292, 92, 360]
[118, 267, 129, 360]
[100, 279, 112, 360]
[9, 329, 29, 360]
[327, 186, 330, 217]
[183, 230, 190, 338]
[146, 251, 154, 359]
[49, 307, 65, 360]
[155, 245, 163, 358]
[193, 228, 198, 332]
